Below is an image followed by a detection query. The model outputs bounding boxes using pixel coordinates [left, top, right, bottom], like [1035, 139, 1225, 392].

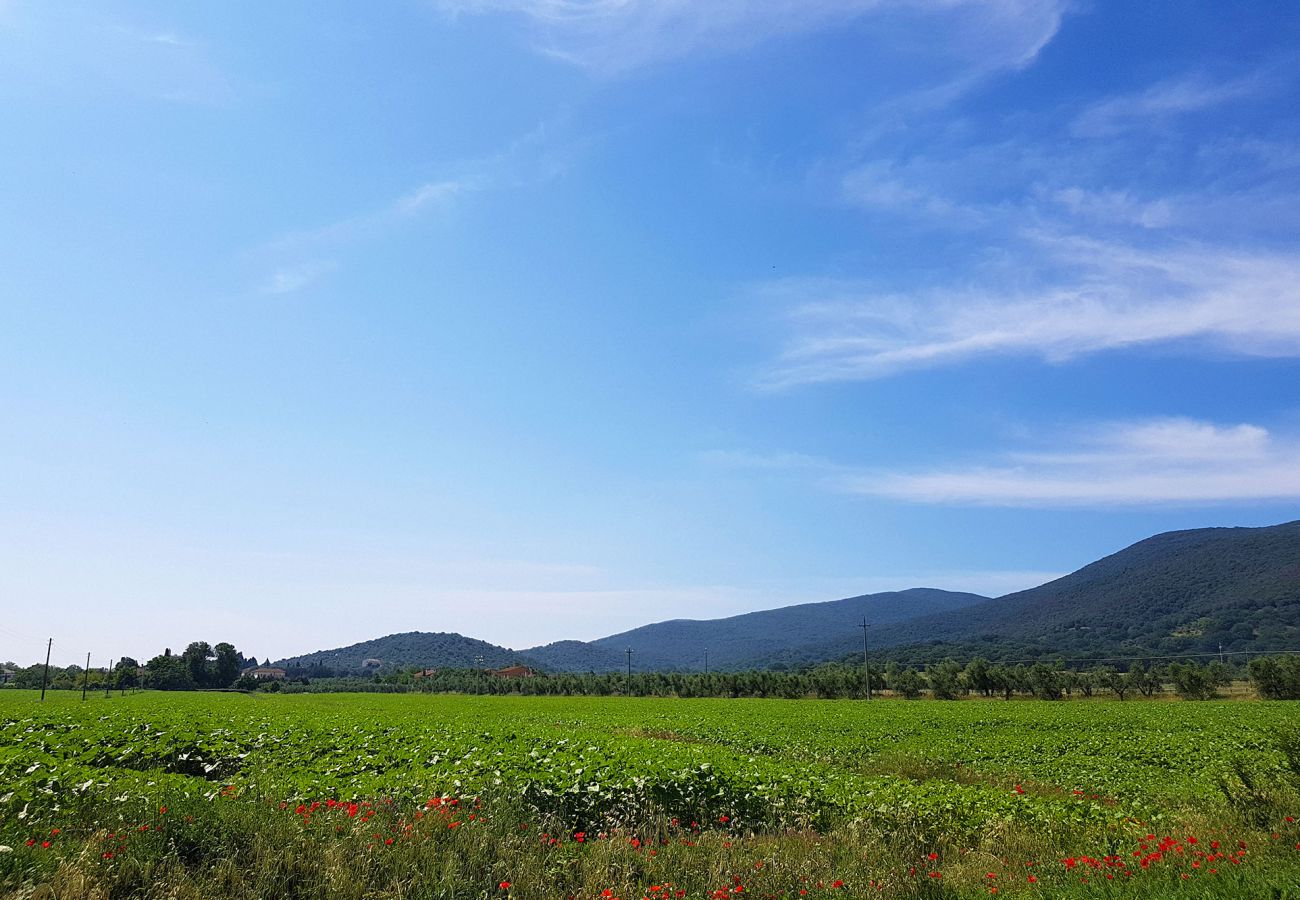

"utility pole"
[858, 618, 872, 700]
[81, 652, 91, 701]
[625, 648, 633, 694]
[703, 648, 708, 675]
[106, 659, 114, 698]
[1219, 643, 1225, 665]
[40, 638, 52, 702]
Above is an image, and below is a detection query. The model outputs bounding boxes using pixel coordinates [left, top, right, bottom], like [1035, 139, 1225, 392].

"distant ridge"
[836, 520, 1300, 664]
[574, 588, 989, 672]
[274, 520, 1300, 673]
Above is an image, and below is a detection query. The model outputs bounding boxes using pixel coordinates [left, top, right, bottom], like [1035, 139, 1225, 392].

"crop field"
[3, 691, 1300, 899]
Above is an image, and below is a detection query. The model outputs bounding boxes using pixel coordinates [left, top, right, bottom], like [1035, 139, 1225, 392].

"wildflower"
[500, 881, 511, 890]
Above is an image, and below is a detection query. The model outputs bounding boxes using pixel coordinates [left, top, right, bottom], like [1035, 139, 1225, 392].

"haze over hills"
[562, 588, 989, 673]
[274, 521, 1300, 674]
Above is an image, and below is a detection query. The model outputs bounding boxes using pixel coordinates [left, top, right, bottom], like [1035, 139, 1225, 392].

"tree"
[892, 667, 925, 699]
[213, 643, 241, 688]
[1028, 663, 1062, 700]
[183, 642, 213, 688]
[1249, 655, 1300, 700]
[964, 657, 994, 697]
[1168, 662, 1227, 700]
[144, 654, 196, 691]
[928, 659, 963, 700]
[114, 657, 140, 689]
[1099, 666, 1128, 700]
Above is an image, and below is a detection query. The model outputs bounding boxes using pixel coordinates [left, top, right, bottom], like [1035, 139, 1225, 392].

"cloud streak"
[438, 0, 1067, 74]
[1071, 73, 1265, 138]
[758, 235, 1300, 387]
[841, 418, 1300, 506]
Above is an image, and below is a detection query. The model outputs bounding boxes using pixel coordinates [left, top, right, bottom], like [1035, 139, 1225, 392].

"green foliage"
[3, 692, 1300, 898]
[143, 654, 196, 691]
[1168, 662, 1229, 700]
[1249, 654, 1300, 700]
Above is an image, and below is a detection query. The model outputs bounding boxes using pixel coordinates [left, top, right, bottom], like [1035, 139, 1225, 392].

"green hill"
[841, 520, 1300, 664]
[274, 631, 530, 674]
[576, 588, 990, 672]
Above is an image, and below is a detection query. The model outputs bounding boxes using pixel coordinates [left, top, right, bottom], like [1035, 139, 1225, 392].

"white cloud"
[437, 0, 1067, 74]
[840, 418, 1300, 506]
[1050, 187, 1173, 229]
[757, 236, 1300, 387]
[260, 261, 337, 295]
[1071, 73, 1262, 138]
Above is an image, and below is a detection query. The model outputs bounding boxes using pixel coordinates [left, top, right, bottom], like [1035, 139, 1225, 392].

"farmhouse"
[412, 668, 439, 678]
[0, 668, 14, 684]
[490, 665, 536, 679]
[246, 667, 287, 681]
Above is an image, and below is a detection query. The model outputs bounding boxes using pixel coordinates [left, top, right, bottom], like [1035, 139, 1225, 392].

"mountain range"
[274, 520, 1300, 673]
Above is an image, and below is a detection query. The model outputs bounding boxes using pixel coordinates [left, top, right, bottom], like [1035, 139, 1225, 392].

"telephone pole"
[40, 638, 52, 702]
[625, 648, 633, 694]
[703, 647, 708, 675]
[858, 618, 872, 700]
[81, 652, 91, 701]
[106, 659, 114, 698]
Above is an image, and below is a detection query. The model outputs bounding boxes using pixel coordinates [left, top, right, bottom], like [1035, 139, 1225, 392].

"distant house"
[490, 665, 536, 679]
[0, 668, 14, 684]
[412, 668, 439, 678]
[362, 658, 383, 669]
[246, 667, 286, 681]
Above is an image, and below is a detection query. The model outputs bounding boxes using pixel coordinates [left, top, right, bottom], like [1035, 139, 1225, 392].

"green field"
[3, 691, 1299, 898]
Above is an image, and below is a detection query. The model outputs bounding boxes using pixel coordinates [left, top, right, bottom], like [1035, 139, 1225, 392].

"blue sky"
[3, 1, 1299, 666]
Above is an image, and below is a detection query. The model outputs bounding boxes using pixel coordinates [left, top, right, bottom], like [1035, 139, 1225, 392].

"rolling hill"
[570, 588, 990, 672]
[813, 520, 1300, 665]
[274, 631, 531, 674]
[274, 520, 1300, 674]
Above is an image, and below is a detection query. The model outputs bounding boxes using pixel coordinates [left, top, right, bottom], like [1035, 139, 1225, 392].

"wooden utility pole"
[625, 648, 633, 694]
[858, 618, 872, 700]
[703, 647, 708, 675]
[81, 652, 90, 701]
[40, 639, 52, 702]
[106, 659, 114, 698]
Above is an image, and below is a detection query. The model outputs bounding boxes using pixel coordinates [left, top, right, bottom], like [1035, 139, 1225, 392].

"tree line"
[2, 640, 254, 692]
[8, 649, 1297, 700]
[264, 655, 1300, 700]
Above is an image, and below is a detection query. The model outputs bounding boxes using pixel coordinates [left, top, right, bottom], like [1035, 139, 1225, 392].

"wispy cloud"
[437, 0, 1067, 74]
[255, 121, 577, 289]
[260, 261, 338, 295]
[1071, 73, 1264, 138]
[268, 177, 480, 253]
[757, 236, 1300, 388]
[841, 418, 1300, 506]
